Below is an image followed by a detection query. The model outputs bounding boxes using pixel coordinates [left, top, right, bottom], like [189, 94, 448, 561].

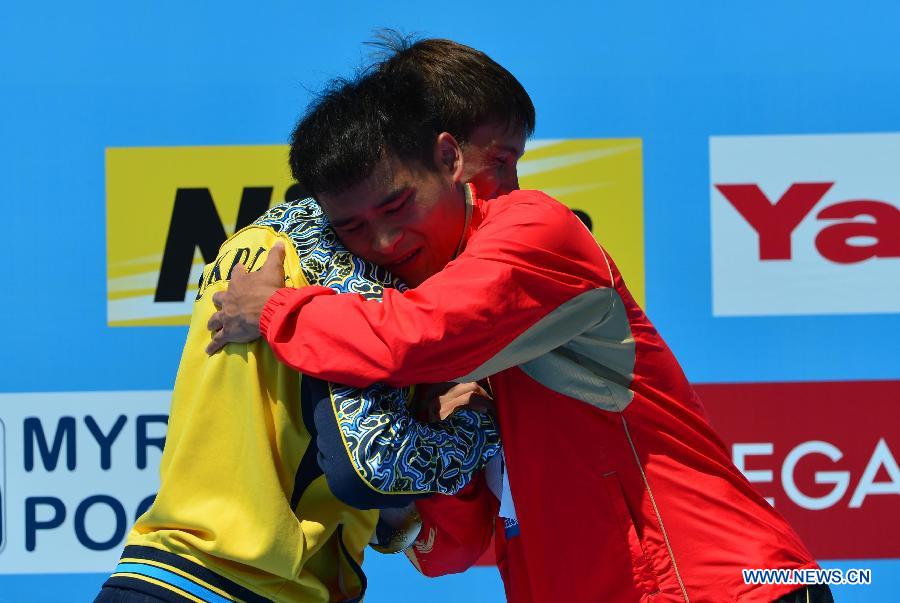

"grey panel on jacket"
[521, 288, 635, 412]
[454, 287, 619, 384]
[463, 284, 637, 413]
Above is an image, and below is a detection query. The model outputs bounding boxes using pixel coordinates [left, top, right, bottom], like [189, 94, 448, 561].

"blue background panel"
[1, 1, 897, 600]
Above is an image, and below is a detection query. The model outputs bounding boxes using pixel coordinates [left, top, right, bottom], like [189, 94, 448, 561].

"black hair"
[370, 30, 536, 143]
[289, 69, 438, 197]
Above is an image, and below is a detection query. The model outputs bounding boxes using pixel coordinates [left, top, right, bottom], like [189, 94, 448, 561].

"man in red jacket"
[208, 58, 829, 603]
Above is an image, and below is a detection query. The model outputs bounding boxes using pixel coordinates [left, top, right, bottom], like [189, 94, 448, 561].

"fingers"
[263, 242, 286, 276]
[230, 263, 249, 280]
[206, 330, 227, 355]
[443, 382, 477, 397]
[444, 382, 491, 400]
[207, 310, 224, 332]
[437, 392, 496, 420]
[203, 243, 283, 356]
[471, 383, 490, 399]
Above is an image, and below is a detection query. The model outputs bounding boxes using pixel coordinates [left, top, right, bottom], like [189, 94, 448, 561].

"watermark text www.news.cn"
[743, 568, 872, 586]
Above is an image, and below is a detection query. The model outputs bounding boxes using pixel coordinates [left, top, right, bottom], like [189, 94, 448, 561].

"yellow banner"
[517, 138, 645, 306]
[105, 140, 644, 326]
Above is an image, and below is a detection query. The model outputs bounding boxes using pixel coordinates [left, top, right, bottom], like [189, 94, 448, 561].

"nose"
[372, 225, 402, 256]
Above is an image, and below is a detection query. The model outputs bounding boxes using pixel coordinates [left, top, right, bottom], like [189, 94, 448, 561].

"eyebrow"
[376, 186, 412, 209]
[330, 186, 411, 228]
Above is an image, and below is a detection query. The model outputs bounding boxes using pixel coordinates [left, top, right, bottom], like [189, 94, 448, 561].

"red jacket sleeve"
[260, 192, 614, 388]
[405, 471, 498, 577]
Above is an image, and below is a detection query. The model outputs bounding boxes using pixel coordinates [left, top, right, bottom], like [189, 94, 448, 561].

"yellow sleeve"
[195, 224, 308, 304]
[132, 224, 347, 583]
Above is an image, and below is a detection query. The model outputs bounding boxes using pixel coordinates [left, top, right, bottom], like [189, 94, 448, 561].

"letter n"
[155, 187, 273, 301]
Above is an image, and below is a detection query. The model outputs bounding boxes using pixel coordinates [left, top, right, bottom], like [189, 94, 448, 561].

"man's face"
[460, 122, 526, 200]
[317, 153, 466, 288]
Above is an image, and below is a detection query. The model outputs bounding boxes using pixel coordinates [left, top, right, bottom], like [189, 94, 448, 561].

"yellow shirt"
[114, 224, 374, 603]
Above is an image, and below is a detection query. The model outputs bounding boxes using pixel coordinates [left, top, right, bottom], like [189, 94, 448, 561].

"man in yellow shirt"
[96, 36, 533, 603]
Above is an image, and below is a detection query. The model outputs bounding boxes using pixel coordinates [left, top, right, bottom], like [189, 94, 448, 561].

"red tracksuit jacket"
[409, 469, 534, 603]
[260, 187, 818, 602]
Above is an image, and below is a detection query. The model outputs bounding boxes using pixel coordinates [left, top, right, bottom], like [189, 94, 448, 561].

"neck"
[452, 183, 475, 259]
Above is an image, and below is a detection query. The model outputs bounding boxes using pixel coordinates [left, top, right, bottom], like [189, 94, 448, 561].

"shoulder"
[197, 223, 306, 299]
[476, 189, 593, 248]
[253, 197, 330, 260]
[466, 190, 609, 285]
[487, 189, 573, 217]
[254, 197, 326, 233]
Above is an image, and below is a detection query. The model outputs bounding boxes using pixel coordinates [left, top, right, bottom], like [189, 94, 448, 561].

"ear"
[434, 132, 464, 183]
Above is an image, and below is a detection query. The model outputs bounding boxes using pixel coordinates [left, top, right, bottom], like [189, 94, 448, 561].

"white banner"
[710, 132, 900, 316]
[0, 391, 169, 574]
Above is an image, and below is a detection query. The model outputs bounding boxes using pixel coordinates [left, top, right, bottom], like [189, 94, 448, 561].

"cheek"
[469, 169, 498, 195]
[416, 205, 451, 241]
[497, 165, 518, 193]
[337, 232, 374, 261]
[415, 203, 461, 259]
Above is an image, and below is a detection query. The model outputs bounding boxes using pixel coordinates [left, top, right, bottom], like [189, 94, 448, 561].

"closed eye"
[384, 191, 413, 214]
[338, 222, 363, 234]
[492, 153, 512, 166]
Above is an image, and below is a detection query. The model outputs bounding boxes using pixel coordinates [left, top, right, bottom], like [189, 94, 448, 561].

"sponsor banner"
[710, 133, 900, 316]
[474, 380, 900, 566]
[518, 138, 645, 306]
[105, 139, 645, 327]
[0, 391, 169, 574]
[697, 380, 900, 559]
[3, 383, 896, 573]
[105, 145, 297, 327]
